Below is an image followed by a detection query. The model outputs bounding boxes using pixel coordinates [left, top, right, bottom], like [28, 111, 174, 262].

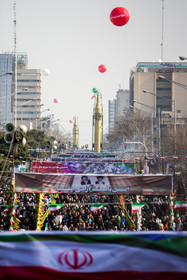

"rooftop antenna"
[161, 0, 165, 61]
[13, 0, 17, 126]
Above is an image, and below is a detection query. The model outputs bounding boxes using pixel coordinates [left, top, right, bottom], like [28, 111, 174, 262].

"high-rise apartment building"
[108, 88, 129, 132]
[0, 54, 13, 125]
[116, 88, 130, 117]
[0, 53, 42, 130]
[129, 62, 187, 126]
[108, 99, 117, 132]
[16, 54, 42, 129]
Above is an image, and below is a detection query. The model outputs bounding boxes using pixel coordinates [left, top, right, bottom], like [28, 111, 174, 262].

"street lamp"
[0, 71, 13, 77]
[142, 89, 176, 133]
[158, 75, 187, 89]
[33, 104, 45, 129]
[52, 119, 60, 123]
[129, 105, 152, 116]
[179, 56, 187, 61]
[41, 109, 50, 114]
[129, 104, 154, 153]
[36, 108, 50, 129]
[16, 98, 37, 125]
[40, 114, 54, 130]
[134, 100, 161, 158]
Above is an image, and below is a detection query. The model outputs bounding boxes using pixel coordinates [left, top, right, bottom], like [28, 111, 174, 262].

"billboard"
[15, 173, 173, 195]
[32, 161, 135, 174]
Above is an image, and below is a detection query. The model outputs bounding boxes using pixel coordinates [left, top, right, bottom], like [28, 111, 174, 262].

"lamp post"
[143, 89, 176, 134]
[40, 118, 51, 130]
[40, 114, 54, 130]
[16, 98, 37, 126]
[36, 108, 50, 130]
[133, 100, 160, 158]
[0, 71, 13, 77]
[41, 109, 50, 114]
[124, 141, 148, 170]
[34, 106, 47, 129]
[142, 89, 178, 156]
[129, 104, 154, 154]
[179, 56, 187, 61]
[158, 75, 187, 90]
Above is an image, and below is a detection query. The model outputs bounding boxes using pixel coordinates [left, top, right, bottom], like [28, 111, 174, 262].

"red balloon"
[110, 7, 130, 27]
[69, 120, 73, 124]
[53, 98, 58, 103]
[98, 64, 107, 73]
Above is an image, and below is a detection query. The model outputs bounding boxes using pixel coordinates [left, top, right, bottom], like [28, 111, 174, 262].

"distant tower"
[92, 92, 103, 153]
[73, 116, 79, 149]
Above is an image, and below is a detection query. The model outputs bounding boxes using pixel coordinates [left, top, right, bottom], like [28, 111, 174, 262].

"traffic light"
[4, 123, 15, 144]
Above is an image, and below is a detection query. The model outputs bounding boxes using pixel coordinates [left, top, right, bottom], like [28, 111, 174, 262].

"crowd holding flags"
[90, 203, 107, 213]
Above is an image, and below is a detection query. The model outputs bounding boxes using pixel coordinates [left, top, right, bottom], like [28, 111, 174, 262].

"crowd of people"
[0, 178, 186, 231]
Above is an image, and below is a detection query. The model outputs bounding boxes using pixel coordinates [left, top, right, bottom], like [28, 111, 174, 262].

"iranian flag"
[0, 231, 186, 280]
[90, 203, 107, 213]
[174, 201, 187, 211]
[48, 204, 65, 214]
[132, 203, 146, 214]
[4, 205, 14, 213]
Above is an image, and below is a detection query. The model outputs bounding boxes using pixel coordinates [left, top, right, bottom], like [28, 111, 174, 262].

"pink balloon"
[98, 64, 107, 73]
[53, 98, 58, 103]
[69, 120, 73, 124]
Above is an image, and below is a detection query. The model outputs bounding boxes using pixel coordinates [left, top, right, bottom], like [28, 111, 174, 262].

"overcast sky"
[1, 0, 187, 148]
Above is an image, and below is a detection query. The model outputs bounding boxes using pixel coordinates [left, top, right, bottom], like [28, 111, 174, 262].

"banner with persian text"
[15, 173, 173, 195]
[32, 161, 135, 174]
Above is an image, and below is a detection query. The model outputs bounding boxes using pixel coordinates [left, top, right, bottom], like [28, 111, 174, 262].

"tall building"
[108, 99, 117, 132]
[16, 54, 42, 129]
[116, 88, 130, 117]
[0, 53, 42, 130]
[0, 54, 13, 126]
[129, 62, 187, 126]
[108, 88, 129, 132]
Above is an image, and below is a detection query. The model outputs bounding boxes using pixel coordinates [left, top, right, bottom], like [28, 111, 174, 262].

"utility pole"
[161, 0, 165, 61]
[13, 0, 17, 126]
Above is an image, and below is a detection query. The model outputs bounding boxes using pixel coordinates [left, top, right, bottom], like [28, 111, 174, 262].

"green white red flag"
[4, 205, 14, 213]
[90, 203, 107, 213]
[48, 204, 65, 214]
[0, 231, 186, 280]
[132, 203, 146, 214]
[174, 201, 187, 211]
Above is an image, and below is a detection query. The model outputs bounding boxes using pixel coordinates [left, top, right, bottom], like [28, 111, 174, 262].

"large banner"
[32, 161, 63, 173]
[32, 161, 135, 174]
[0, 231, 186, 280]
[15, 173, 173, 194]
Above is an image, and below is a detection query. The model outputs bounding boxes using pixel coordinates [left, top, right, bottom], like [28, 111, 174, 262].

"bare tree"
[106, 109, 152, 153]
[161, 125, 187, 195]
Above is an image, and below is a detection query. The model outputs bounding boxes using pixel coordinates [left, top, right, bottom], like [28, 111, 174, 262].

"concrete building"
[0, 54, 13, 126]
[129, 62, 187, 127]
[116, 88, 130, 117]
[108, 88, 129, 132]
[16, 53, 42, 129]
[0, 53, 42, 130]
[108, 99, 117, 132]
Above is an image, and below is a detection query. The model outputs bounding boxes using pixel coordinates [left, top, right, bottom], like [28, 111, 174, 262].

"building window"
[17, 79, 40, 82]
